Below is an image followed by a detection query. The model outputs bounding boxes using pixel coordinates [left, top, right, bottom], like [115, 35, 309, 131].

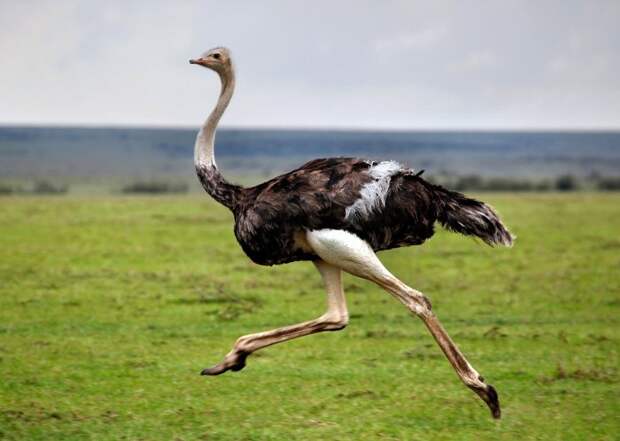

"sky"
[1, 0, 619, 130]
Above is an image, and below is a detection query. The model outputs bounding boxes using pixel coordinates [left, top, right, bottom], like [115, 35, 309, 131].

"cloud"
[372, 26, 448, 53]
[452, 51, 498, 73]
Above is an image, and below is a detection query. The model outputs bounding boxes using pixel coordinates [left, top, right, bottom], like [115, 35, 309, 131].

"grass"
[0, 193, 618, 440]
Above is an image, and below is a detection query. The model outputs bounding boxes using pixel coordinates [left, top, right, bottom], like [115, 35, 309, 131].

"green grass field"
[1, 194, 618, 440]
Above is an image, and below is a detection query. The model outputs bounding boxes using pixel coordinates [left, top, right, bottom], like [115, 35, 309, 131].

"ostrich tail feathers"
[435, 188, 514, 247]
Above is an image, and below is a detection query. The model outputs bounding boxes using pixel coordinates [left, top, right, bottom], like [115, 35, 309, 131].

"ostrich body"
[189, 47, 512, 419]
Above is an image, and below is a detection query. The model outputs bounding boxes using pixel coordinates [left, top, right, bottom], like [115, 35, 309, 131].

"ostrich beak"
[189, 58, 206, 66]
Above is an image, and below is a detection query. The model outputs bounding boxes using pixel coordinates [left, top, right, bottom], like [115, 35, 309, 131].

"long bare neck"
[194, 67, 241, 210]
[194, 69, 235, 167]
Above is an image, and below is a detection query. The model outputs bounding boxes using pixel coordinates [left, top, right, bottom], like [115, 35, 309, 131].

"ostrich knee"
[319, 311, 349, 331]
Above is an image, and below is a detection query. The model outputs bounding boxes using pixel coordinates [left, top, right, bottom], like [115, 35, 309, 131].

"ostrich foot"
[200, 351, 249, 376]
[469, 383, 501, 419]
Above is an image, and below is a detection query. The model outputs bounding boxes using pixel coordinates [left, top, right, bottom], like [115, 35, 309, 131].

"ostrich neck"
[194, 69, 235, 168]
[194, 68, 240, 211]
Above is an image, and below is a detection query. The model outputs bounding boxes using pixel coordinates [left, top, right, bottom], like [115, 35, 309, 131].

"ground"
[0, 194, 618, 440]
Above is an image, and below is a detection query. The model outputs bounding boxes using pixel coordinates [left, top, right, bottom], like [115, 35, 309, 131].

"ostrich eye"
[212, 53, 221, 60]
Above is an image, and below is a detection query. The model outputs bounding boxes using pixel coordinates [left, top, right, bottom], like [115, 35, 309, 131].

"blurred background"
[1, 0, 619, 194]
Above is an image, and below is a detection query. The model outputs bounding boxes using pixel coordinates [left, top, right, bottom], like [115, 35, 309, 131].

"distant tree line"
[427, 174, 620, 192]
[0, 179, 190, 195]
[1, 175, 619, 196]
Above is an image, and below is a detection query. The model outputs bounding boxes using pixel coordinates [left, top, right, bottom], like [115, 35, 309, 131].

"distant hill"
[1, 126, 619, 181]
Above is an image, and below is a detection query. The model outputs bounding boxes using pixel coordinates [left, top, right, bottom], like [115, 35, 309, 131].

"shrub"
[453, 175, 484, 191]
[0, 184, 14, 195]
[555, 175, 578, 191]
[32, 181, 68, 194]
[597, 177, 620, 191]
[121, 181, 188, 194]
[483, 178, 535, 192]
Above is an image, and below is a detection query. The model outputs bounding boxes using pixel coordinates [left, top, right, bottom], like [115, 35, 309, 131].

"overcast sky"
[1, 0, 619, 129]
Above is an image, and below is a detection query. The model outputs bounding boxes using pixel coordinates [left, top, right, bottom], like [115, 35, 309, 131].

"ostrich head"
[189, 47, 232, 75]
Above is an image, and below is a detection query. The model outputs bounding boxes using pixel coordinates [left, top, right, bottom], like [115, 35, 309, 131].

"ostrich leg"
[306, 229, 501, 419]
[201, 260, 348, 375]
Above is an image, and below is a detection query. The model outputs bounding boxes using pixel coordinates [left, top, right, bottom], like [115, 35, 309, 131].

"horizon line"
[1, 122, 620, 133]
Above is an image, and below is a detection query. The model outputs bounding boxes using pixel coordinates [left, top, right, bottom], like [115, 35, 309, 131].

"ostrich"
[189, 47, 512, 419]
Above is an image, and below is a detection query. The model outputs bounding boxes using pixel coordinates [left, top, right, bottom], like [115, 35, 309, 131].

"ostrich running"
[189, 47, 512, 419]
